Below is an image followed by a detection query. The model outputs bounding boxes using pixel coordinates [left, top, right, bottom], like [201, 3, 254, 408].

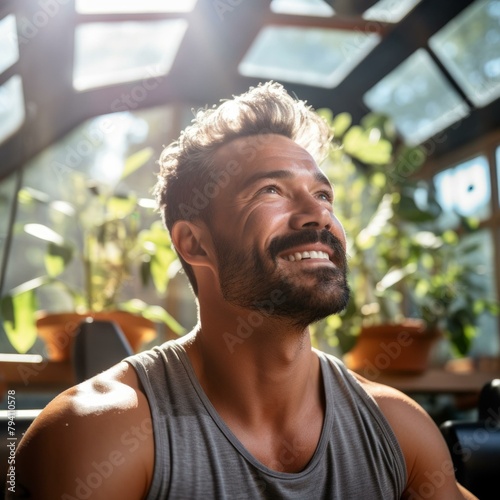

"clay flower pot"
[344, 319, 440, 375]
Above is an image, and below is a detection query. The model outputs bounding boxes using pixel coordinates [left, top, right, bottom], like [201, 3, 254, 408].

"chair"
[440, 379, 500, 500]
[72, 318, 134, 383]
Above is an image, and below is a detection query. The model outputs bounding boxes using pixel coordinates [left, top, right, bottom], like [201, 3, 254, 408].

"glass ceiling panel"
[270, 0, 334, 17]
[239, 26, 380, 88]
[73, 20, 188, 91]
[363, 0, 421, 23]
[429, 0, 500, 108]
[363, 49, 469, 145]
[76, 0, 198, 14]
[0, 75, 25, 145]
[434, 155, 491, 228]
[0, 14, 19, 74]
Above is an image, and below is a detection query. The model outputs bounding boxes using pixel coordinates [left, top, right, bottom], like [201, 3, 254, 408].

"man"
[14, 82, 476, 499]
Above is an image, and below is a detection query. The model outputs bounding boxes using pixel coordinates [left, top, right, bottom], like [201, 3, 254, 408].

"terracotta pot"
[344, 319, 440, 375]
[36, 311, 157, 361]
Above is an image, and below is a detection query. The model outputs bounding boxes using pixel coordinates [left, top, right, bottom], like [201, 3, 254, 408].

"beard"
[212, 228, 350, 329]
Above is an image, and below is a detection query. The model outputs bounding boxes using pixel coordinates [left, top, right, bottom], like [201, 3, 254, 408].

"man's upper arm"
[358, 377, 478, 500]
[11, 363, 154, 500]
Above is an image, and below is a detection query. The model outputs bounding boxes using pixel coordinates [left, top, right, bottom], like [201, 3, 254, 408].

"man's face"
[207, 134, 350, 328]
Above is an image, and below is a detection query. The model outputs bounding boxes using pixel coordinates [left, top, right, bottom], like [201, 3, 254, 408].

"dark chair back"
[440, 379, 500, 500]
[72, 318, 133, 383]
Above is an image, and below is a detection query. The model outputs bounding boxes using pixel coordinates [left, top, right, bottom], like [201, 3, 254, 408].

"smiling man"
[13, 82, 476, 499]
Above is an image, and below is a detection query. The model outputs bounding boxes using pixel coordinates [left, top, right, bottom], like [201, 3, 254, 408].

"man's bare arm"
[10, 363, 154, 500]
[357, 375, 478, 500]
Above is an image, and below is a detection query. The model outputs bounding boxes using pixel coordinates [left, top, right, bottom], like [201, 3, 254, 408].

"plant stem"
[84, 233, 92, 311]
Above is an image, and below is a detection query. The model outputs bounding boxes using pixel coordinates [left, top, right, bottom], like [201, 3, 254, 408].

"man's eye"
[261, 185, 279, 194]
[317, 191, 333, 203]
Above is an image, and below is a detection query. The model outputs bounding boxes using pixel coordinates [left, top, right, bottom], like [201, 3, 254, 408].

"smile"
[282, 250, 330, 262]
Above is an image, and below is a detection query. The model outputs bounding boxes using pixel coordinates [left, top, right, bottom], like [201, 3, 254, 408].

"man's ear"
[171, 220, 214, 269]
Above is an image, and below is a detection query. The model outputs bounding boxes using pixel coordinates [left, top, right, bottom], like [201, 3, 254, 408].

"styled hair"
[154, 81, 331, 295]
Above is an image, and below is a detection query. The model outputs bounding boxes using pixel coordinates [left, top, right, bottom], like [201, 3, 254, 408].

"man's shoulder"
[45, 361, 147, 419]
[23, 361, 151, 443]
[14, 362, 154, 499]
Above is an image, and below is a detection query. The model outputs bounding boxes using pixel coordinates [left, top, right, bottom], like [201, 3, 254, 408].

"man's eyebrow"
[241, 170, 293, 189]
[242, 170, 332, 191]
[315, 171, 333, 191]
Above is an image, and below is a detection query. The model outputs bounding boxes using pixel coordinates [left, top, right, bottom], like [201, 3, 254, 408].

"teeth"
[284, 251, 329, 261]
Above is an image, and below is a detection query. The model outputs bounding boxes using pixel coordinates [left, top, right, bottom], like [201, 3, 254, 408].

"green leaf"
[343, 126, 392, 165]
[316, 108, 333, 123]
[1, 290, 39, 353]
[371, 171, 386, 189]
[377, 263, 417, 291]
[139, 220, 171, 247]
[121, 147, 154, 180]
[357, 193, 394, 246]
[106, 195, 137, 219]
[150, 247, 177, 294]
[442, 230, 459, 245]
[393, 147, 426, 180]
[398, 194, 438, 223]
[331, 112, 352, 138]
[45, 242, 74, 277]
[119, 299, 185, 335]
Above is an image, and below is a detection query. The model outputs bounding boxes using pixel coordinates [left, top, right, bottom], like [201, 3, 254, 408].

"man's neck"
[180, 304, 322, 428]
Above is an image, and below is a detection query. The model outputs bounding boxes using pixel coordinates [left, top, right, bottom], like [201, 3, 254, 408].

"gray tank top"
[126, 341, 406, 499]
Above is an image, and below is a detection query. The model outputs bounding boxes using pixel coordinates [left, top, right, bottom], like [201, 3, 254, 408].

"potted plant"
[0, 147, 185, 360]
[312, 110, 498, 373]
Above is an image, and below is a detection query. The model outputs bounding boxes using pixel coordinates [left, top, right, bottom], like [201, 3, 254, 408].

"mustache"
[268, 229, 347, 270]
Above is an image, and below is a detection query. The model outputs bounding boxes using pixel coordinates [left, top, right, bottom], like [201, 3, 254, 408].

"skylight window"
[363, 0, 421, 23]
[270, 0, 334, 17]
[73, 20, 188, 91]
[0, 14, 19, 74]
[434, 156, 490, 226]
[0, 75, 25, 145]
[429, 0, 500, 107]
[75, 0, 198, 14]
[363, 49, 469, 145]
[239, 26, 380, 88]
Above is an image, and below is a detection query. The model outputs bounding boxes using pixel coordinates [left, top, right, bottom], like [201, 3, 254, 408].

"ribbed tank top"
[126, 341, 406, 499]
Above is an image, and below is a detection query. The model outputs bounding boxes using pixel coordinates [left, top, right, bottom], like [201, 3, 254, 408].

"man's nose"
[289, 193, 333, 231]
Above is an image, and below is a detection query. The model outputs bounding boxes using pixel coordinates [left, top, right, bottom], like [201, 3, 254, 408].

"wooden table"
[357, 367, 500, 394]
[0, 354, 74, 396]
